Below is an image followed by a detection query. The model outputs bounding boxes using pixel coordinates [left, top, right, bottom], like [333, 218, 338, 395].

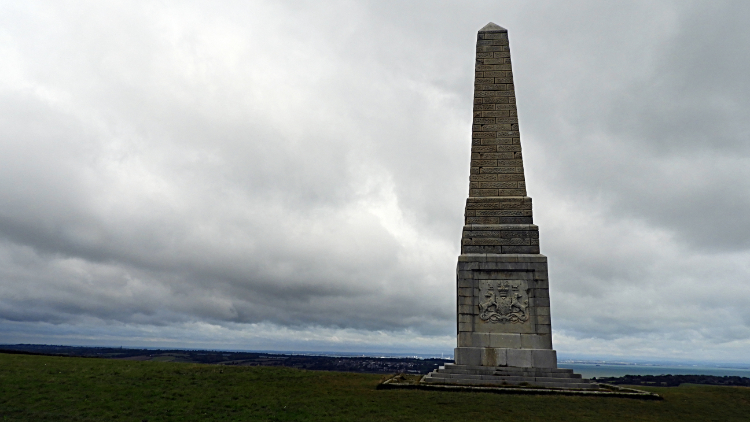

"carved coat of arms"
[478, 280, 529, 323]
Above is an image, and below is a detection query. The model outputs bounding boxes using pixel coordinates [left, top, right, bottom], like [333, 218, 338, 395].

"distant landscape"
[0, 344, 450, 375]
[3, 344, 750, 388]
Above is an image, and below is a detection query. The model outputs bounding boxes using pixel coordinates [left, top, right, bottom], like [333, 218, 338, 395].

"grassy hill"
[1, 353, 749, 421]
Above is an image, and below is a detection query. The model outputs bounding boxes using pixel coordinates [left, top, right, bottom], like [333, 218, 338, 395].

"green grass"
[1, 353, 749, 421]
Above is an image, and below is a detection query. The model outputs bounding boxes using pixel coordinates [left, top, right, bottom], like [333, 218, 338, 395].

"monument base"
[454, 347, 557, 368]
[422, 364, 596, 389]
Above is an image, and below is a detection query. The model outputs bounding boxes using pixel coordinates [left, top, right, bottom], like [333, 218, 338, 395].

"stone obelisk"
[422, 22, 592, 389]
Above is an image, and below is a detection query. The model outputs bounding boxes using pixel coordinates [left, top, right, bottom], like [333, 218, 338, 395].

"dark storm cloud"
[0, 0, 748, 362]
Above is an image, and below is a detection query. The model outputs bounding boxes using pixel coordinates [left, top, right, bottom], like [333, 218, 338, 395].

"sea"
[557, 363, 750, 379]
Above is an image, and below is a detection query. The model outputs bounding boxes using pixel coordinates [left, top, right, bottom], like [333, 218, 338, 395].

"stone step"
[427, 372, 589, 384]
[429, 374, 533, 382]
[439, 366, 578, 378]
[445, 364, 575, 374]
[422, 376, 597, 390]
[439, 370, 580, 378]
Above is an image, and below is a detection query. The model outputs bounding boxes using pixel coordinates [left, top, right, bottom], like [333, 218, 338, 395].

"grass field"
[1, 353, 749, 421]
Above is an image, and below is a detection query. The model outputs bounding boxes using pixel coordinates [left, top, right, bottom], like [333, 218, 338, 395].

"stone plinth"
[454, 254, 555, 368]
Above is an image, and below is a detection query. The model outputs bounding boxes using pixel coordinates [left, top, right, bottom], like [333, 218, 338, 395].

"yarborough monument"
[421, 22, 594, 389]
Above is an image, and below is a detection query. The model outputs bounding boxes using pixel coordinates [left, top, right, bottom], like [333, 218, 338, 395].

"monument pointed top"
[479, 22, 507, 32]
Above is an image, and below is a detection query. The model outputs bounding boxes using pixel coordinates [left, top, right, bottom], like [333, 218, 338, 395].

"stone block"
[478, 152, 515, 160]
[471, 332, 490, 347]
[476, 64, 511, 71]
[497, 217, 533, 223]
[458, 314, 472, 324]
[463, 229, 534, 238]
[532, 350, 557, 369]
[458, 322, 473, 332]
[516, 254, 545, 262]
[471, 181, 514, 189]
[463, 245, 502, 254]
[458, 296, 473, 305]
[458, 304, 474, 314]
[457, 287, 473, 297]
[469, 189, 498, 196]
[470, 159, 498, 166]
[471, 146, 497, 153]
[467, 223, 535, 230]
[531, 288, 549, 298]
[466, 200, 530, 210]
[477, 124, 513, 132]
[520, 334, 552, 349]
[481, 348, 508, 367]
[457, 270, 474, 279]
[496, 130, 520, 137]
[475, 90, 514, 98]
[484, 254, 517, 262]
[458, 254, 486, 262]
[493, 172, 524, 179]
[530, 297, 550, 307]
[480, 96, 511, 104]
[477, 38, 508, 46]
[454, 347, 481, 366]
[479, 167, 524, 174]
[466, 217, 499, 224]
[536, 324, 551, 334]
[480, 33, 508, 40]
[479, 138, 513, 145]
[480, 110, 509, 117]
[534, 279, 549, 288]
[506, 349, 532, 368]
[502, 245, 540, 254]
[456, 261, 479, 270]
[456, 279, 473, 289]
[536, 314, 551, 325]
[497, 189, 527, 196]
[472, 131, 498, 138]
[482, 70, 512, 77]
[475, 209, 532, 217]
[490, 71, 513, 78]
[535, 306, 550, 316]
[457, 332, 472, 347]
[463, 238, 530, 246]
[488, 333, 521, 348]
[474, 83, 510, 91]
[475, 46, 505, 52]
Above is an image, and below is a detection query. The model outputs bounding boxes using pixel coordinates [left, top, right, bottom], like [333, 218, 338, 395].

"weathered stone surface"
[507, 349, 533, 367]
[471, 181, 519, 188]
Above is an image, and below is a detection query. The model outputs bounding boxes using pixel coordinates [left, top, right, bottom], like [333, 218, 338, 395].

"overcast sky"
[1, 0, 749, 364]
